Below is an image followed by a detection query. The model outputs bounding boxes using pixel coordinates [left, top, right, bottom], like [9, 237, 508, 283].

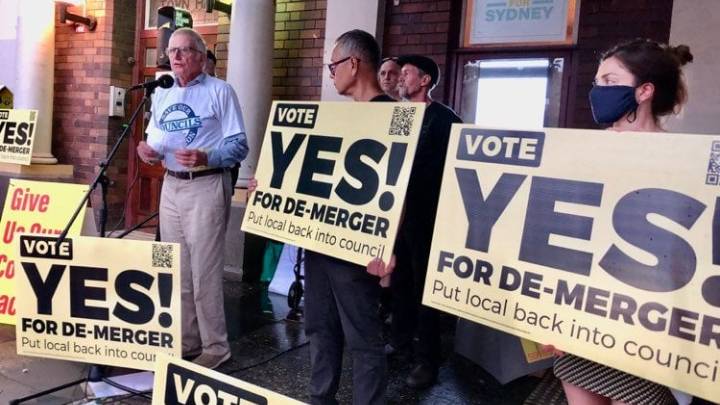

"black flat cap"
[396, 54, 440, 87]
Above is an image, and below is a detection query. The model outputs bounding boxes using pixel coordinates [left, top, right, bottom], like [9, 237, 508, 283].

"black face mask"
[589, 85, 638, 124]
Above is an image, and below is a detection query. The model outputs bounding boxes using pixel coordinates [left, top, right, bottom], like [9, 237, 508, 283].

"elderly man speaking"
[137, 28, 248, 370]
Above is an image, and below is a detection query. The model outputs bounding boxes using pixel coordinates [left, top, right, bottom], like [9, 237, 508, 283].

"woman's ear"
[636, 82, 655, 104]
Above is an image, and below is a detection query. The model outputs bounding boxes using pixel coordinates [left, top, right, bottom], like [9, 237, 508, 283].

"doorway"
[453, 51, 571, 129]
[126, 0, 219, 232]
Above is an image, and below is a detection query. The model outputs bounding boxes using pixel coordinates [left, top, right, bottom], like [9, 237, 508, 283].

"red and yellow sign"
[0, 179, 87, 325]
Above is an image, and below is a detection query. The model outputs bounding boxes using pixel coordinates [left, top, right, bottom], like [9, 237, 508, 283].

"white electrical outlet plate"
[109, 86, 126, 117]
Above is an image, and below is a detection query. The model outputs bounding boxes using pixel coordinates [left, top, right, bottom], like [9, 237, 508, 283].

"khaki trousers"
[160, 171, 231, 356]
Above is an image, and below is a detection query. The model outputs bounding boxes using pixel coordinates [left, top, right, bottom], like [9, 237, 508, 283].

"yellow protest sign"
[153, 353, 306, 405]
[0, 179, 87, 325]
[423, 126, 720, 402]
[241, 101, 425, 265]
[0, 109, 37, 165]
[15, 235, 181, 370]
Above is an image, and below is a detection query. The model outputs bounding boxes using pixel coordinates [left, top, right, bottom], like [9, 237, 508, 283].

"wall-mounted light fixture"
[55, 0, 97, 31]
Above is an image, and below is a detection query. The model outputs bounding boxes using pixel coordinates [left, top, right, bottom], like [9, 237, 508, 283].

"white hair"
[171, 28, 207, 54]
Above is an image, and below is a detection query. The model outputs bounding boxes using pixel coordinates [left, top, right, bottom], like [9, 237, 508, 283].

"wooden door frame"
[126, 0, 218, 229]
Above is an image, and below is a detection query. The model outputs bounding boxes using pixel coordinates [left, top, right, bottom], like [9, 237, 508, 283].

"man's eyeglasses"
[327, 56, 353, 75]
[167, 46, 201, 57]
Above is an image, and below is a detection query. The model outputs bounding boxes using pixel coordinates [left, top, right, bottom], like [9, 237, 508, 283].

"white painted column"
[320, 0, 385, 101]
[226, 0, 274, 185]
[15, 0, 57, 164]
[0, 0, 19, 90]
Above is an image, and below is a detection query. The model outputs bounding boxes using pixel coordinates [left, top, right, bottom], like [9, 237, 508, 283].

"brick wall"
[214, 14, 230, 80]
[53, 0, 137, 228]
[567, 0, 673, 128]
[381, 0, 456, 103]
[273, 0, 327, 101]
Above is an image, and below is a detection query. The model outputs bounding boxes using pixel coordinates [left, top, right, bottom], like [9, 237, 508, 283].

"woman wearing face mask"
[552, 38, 694, 405]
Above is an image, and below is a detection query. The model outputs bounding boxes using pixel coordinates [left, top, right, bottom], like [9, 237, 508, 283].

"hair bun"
[670, 44, 694, 66]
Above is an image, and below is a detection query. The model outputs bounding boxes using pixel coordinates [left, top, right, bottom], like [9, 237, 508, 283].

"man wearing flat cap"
[386, 54, 462, 388]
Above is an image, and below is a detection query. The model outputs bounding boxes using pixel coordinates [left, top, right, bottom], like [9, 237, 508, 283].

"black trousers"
[304, 251, 386, 405]
[389, 230, 442, 367]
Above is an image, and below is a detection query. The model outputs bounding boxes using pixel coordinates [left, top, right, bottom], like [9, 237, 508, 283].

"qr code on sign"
[705, 141, 720, 186]
[389, 106, 416, 136]
[152, 244, 173, 268]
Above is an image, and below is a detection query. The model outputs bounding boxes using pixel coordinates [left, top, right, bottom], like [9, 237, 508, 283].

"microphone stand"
[57, 86, 154, 243]
[115, 211, 158, 239]
[11, 85, 157, 405]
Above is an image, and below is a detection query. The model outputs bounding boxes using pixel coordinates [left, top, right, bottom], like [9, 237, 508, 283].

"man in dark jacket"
[387, 54, 462, 389]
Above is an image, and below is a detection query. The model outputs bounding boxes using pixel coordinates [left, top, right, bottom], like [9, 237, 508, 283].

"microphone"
[127, 74, 174, 92]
